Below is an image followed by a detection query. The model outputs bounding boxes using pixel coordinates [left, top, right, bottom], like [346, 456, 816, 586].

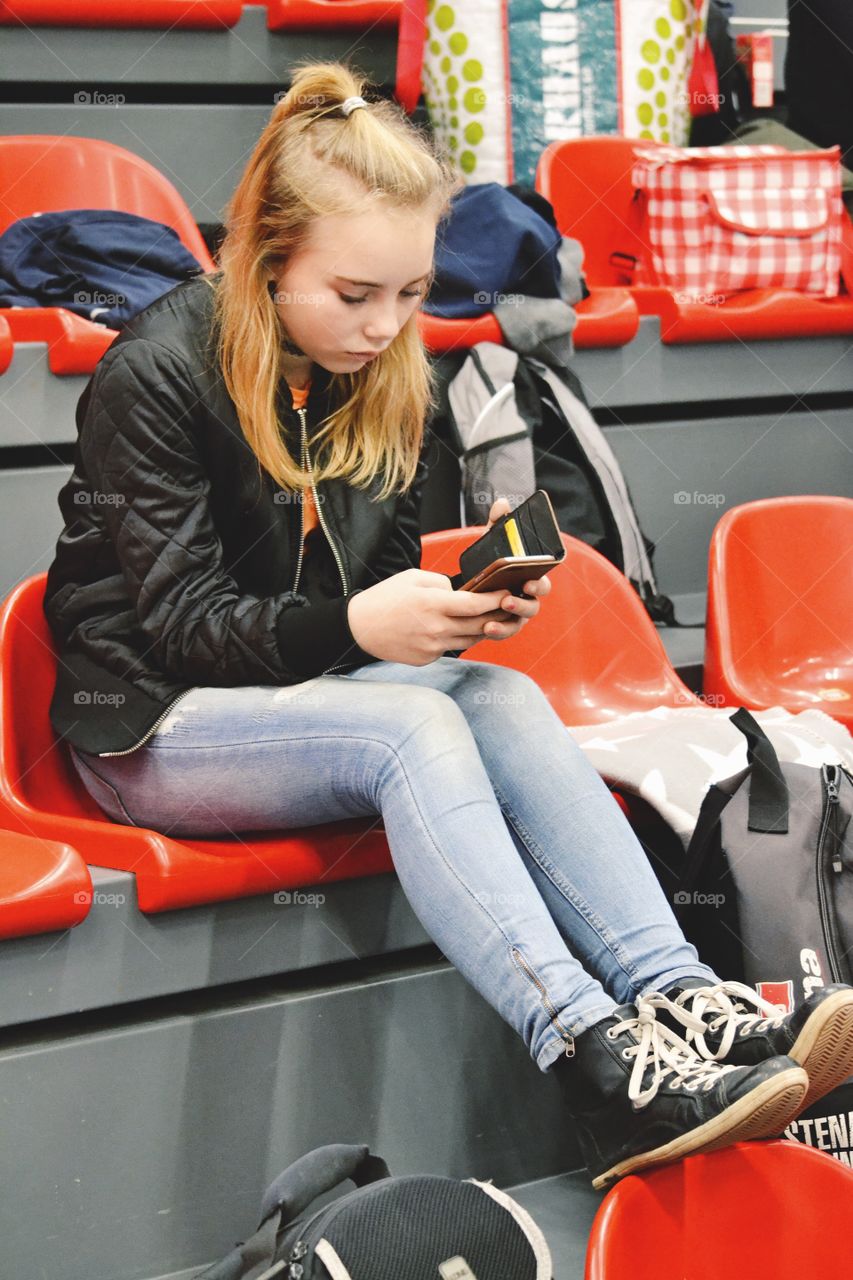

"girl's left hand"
[481, 572, 551, 641]
[479, 497, 551, 642]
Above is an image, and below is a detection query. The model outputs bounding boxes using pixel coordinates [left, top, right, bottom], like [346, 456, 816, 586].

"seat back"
[705, 495, 853, 702]
[0, 574, 104, 821]
[586, 1140, 853, 1280]
[536, 136, 647, 288]
[0, 135, 215, 269]
[421, 528, 696, 723]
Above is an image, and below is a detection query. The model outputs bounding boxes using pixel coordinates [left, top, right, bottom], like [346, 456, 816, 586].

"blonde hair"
[209, 60, 462, 501]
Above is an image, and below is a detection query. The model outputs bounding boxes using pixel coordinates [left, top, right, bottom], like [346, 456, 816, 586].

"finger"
[446, 588, 508, 616]
[488, 497, 512, 523]
[481, 616, 526, 640]
[500, 595, 540, 620]
[523, 575, 552, 597]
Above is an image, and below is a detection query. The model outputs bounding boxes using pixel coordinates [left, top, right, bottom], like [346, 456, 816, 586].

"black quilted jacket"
[43, 272, 444, 756]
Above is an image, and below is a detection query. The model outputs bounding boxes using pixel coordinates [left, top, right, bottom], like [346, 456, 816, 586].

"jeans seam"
[493, 782, 642, 989]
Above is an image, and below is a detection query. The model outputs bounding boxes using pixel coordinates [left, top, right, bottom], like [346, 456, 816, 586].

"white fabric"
[567, 704, 853, 848]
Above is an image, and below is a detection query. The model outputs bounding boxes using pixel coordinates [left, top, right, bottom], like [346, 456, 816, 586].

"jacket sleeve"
[360, 427, 469, 660]
[78, 339, 373, 686]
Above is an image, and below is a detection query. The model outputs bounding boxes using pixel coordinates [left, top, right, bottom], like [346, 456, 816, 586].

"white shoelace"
[642, 981, 788, 1062]
[609, 1001, 740, 1109]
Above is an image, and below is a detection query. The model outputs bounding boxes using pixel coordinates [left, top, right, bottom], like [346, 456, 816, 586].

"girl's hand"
[479, 496, 551, 642]
[347, 568, 512, 665]
[479, 572, 551, 642]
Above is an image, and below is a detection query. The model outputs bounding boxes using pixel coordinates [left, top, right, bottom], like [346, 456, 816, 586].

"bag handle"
[256, 1144, 390, 1227]
[728, 707, 789, 834]
[196, 1146, 390, 1280]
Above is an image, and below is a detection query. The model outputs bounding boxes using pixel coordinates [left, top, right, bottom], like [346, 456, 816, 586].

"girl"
[43, 61, 853, 1190]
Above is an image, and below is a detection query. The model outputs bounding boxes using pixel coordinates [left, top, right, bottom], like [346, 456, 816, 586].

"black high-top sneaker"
[552, 1000, 808, 1190]
[641, 979, 853, 1110]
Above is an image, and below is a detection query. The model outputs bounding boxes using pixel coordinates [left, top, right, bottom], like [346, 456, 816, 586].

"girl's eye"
[339, 290, 423, 305]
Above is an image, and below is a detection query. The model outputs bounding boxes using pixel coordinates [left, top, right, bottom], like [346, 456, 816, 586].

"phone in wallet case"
[456, 490, 565, 595]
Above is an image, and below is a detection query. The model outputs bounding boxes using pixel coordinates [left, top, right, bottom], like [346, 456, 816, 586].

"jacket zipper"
[98, 688, 196, 757]
[817, 763, 846, 983]
[294, 405, 353, 677]
[511, 945, 575, 1057]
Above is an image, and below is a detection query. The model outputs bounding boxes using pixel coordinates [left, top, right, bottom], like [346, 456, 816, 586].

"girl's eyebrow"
[334, 271, 431, 288]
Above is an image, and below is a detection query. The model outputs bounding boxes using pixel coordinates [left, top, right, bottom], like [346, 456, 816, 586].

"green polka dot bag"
[423, 0, 701, 187]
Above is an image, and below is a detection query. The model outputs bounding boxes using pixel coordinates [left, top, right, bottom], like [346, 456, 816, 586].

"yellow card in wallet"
[504, 516, 525, 557]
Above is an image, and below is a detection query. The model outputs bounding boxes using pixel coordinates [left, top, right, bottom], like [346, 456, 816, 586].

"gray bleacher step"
[144, 1170, 601, 1280]
[509, 1169, 603, 1278]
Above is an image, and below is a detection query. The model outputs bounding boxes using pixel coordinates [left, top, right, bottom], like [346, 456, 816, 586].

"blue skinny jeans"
[70, 657, 719, 1071]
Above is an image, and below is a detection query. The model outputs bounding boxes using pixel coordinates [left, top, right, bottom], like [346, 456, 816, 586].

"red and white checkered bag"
[631, 144, 845, 301]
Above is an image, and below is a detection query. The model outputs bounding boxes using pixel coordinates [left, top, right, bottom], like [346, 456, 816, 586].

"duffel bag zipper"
[511, 945, 576, 1057]
[817, 763, 846, 983]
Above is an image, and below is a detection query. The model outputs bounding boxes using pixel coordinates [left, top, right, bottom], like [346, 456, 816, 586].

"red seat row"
[0, 529, 694, 930]
[0, 133, 637, 371]
[536, 135, 853, 344]
[0, 0, 405, 31]
[2, 496, 850, 937]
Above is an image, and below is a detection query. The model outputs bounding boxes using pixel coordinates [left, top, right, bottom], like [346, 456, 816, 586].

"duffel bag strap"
[729, 707, 789, 834]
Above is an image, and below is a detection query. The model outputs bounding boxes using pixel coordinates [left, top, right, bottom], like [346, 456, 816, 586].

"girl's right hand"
[346, 568, 511, 665]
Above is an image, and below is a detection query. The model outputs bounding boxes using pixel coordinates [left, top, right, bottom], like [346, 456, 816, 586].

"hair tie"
[341, 96, 368, 117]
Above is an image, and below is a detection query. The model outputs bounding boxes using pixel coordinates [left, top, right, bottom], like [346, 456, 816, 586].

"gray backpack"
[444, 342, 693, 627]
[676, 707, 853, 1163]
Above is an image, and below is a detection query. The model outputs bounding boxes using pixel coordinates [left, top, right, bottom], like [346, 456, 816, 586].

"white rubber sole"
[592, 1065, 809, 1190]
[788, 988, 853, 1111]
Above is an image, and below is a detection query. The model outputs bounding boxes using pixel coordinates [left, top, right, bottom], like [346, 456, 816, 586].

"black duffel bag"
[196, 1143, 554, 1280]
[674, 706, 853, 1164]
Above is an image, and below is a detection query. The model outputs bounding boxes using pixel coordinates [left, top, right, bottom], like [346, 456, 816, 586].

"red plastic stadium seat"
[421, 529, 699, 724]
[0, 1, 242, 27]
[704, 496, 853, 729]
[536, 135, 853, 344]
[585, 1140, 853, 1280]
[0, 135, 215, 262]
[0, 313, 12, 375]
[0, 575, 393, 913]
[0, 135, 216, 375]
[266, 0, 423, 116]
[418, 288, 639, 353]
[0, 829, 91, 939]
[267, 0, 401, 28]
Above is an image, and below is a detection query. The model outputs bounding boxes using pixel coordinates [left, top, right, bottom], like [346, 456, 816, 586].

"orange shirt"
[287, 380, 320, 549]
